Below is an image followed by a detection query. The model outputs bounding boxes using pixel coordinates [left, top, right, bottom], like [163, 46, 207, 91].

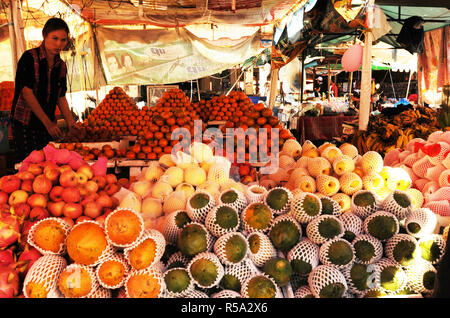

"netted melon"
[263, 257, 292, 287]
[241, 274, 280, 298]
[287, 238, 320, 276]
[188, 252, 224, 289]
[352, 234, 383, 265]
[177, 222, 209, 257]
[269, 215, 302, 252]
[351, 190, 380, 220]
[290, 192, 322, 224]
[418, 234, 446, 264]
[363, 211, 399, 242]
[385, 234, 419, 267]
[319, 238, 355, 269]
[308, 265, 348, 298]
[306, 215, 345, 245]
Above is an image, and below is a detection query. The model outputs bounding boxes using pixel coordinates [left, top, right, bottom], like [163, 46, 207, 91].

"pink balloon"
[342, 44, 363, 72]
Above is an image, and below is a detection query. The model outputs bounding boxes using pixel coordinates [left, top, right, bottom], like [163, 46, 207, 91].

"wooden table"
[296, 114, 358, 145]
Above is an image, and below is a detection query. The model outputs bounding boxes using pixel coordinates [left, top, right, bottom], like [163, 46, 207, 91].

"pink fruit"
[424, 200, 450, 217]
[384, 149, 401, 167]
[91, 157, 107, 177]
[0, 265, 20, 298]
[0, 249, 14, 266]
[55, 148, 72, 165]
[0, 213, 20, 249]
[27, 150, 45, 164]
[17, 245, 42, 277]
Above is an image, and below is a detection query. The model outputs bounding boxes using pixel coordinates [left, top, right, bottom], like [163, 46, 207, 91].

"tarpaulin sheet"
[96, 26, 262, 85]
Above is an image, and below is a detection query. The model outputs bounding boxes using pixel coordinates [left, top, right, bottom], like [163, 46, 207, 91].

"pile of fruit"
[384, 130, 450, 217]
[346, 106, 443, 155]
[124, 89, 202, 161]
[2, 135, 448, 298]
[0, 144, 127, 297]
[195, 91, 253, 123]
[54, 143, 125, 161]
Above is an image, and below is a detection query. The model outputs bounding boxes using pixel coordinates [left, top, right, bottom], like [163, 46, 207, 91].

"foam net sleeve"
[306, 215, 344, 245]
[404, 260, 437, 294]
[247, 232, 277, 267]
[104, 208, 145, 249]
[384, 234, 419, 266]
[187, 252, 224, 289]
[211, 290, 242, 298]
[382, 190, 413, 221]
[213, 232, 249, 266]
[162, 267, 194, 298]
[23, 254, 67, 298]
[205, 204, 240, 238]
[319, 238, 355, 269]
[352, 234, 383, 265]
[27, 217, 72, 256]
[245, 185, 268, 204]
[290, 192, 322, 224]
[350, 190, 381, 220]
[308, 265, 348, 298]
[241, 273, 282, 298]
[287, 238, 320, 275]
[123, 229, 166, 270]
[339, 212, 363, 237]
[405, 208, 437, 238]
[218, 188, 248, 212]
[161, 210, 189, 244]
[264, 187, 293, 215]
[95, 252, 130, 289]
[124, 267, 165, 298]
[186, 190, 216, 224]
[60, 264, 100, 298]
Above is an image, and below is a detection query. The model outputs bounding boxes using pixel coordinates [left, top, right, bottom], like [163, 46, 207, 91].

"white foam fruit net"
[322, 146, 343, 163]
[290, 192, 322, 225]
[342, 262, 381, 297]
[316, 175, 340, 196]
[352, 234, 383, 265]
[218, 187, 248, 212]
[104, 208, 145, 249]
[339, 212, 363, 238]
[294, 285, 314, 298]
[59, 264, 99, 298]
[27, 217, 72, 256]
[375, 258, 408, 293]
[162, 267, 194, 298]
[424, 200, 450, 217]
[23, 254, 67, 298]
[213, 232, 249, 266]
[247, 232, 277, 268]
[245, 185, 268, 203]
[264, 187, 293, 215]
[161, 210, 190, 244]
[123, 229, 166, 271]
[211, 290, 242, 298]
[332, 193, 352, 212]
[405, 188, 424, 209]
[186, 190, 216, 223]
[412, 156, 435, 179]
[205, 204, 240, 238]
[362, 173, 385, 193]
[221, 257, 254, 290]
[320, 196, 342, 217]
[350, 190, 381, 220]
[363, 211, 400, 242]
[384, 234, 419, 267]
[404, 260, 437, 294]
[339, 172, 363, 196]
[86, 286, 112, 298]
[308, 265, 348, 298]
[182, 289, 209, 298]
[124, 267, 165, 298]
[95, 252, 130, 289]
[332, 155, 355, 176]
[166, 251, 191, 269]
[187, 252, 224, 289]
[287, 238, 320, 275]
[207, 156, 232, 186]
[405, 208, 437, 238]
[306, 215, 344, 245]
[418, 234, 446, 265]
[241, 273, 282, 298]
[382, 190, 413, 221]
[319, 238, 355, 269]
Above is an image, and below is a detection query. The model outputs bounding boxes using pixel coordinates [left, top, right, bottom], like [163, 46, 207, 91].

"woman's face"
[44, 29, 68, 56]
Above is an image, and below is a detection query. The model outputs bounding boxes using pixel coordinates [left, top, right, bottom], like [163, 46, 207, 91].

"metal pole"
[300, 50, 305, 103]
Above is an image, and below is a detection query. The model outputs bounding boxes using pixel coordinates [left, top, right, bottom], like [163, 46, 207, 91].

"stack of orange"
[57, 143, 126, 161]
[195, 91, 253, 123]
[81, 87, 142, 141]
[125, 88, 202, 160]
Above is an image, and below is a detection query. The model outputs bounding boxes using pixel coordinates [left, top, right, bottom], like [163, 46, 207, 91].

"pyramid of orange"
[126, 88, 202, 160]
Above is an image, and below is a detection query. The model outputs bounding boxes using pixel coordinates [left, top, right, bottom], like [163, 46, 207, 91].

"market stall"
[0, 0, 450, 301]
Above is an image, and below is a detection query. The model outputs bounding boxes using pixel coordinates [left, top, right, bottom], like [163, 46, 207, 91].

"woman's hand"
[68, 122, 84, 138]
[45, 121, 63, 140]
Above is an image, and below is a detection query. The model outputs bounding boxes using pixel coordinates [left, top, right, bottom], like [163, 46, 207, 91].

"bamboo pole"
[6, 2, 18, 75]
[268, 68, 279, 109]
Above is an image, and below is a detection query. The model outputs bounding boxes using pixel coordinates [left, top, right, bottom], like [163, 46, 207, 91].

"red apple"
[58, 165, 73, 174]
[61, 187, 81, 203]
[62, 203, 83, 219]
[27, 163, 43, 176]
[83, 201, 103, 219]
[12, 203, 31, 219]
[96, 194, 113, 209]
[105, 183, 121, 196]
[0, 175, 21, 194]
[95, 214, 107, 227]
[44, 168, 60, 183]
[59, 170, 78, 188]
[49, 186, 64, 202]
[21, 180, 33, 193]
[48, 201, 65, 217]
[92, 176, 106, 190]
[0, 191, 8, 205]
[61, 217, 74, 228]
[29, 207, 49, 221]
[75, 216, 92, 224]
[76, 172, 88, 185]
[32, 175, 52, 195]
[77, 184, 88, 196]
[105, 174, 118, 184]
[8, 190, 29, 206]
[27, 193, 48, 209]
[84, 180, 99, 194]
[77, 165, 94, 180]
[16, 171, 35, 181]
[111, 197, 120, 209]
[42, 161, 59, 173]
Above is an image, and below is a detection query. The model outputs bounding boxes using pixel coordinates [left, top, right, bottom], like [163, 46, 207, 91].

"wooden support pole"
[268, 68, 279, 109]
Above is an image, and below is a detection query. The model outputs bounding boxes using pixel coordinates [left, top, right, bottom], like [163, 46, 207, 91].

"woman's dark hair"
[42, 18, 70, 37]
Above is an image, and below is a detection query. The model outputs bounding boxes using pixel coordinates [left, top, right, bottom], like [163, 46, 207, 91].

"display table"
[296, 114, 358, 145]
